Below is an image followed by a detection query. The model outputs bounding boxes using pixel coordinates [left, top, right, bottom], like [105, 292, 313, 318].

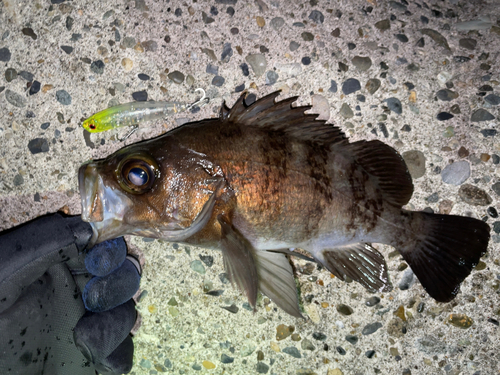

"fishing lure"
[82, 88, 209, 140]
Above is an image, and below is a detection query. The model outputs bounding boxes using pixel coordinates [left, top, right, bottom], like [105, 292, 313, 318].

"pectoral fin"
[254, 250, 303, 318]
[218, 216, 259, 308]
[317, 243, 392, 293]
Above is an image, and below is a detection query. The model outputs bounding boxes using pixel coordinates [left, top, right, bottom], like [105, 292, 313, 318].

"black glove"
[0, 213, 141, 375]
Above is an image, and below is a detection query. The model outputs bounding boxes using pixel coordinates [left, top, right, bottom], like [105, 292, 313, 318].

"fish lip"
[78, 162, 101, 223]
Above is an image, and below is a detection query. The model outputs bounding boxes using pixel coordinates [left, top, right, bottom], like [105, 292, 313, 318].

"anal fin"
[218, 216, 259, 308]
[255, 250, 303, 318]
[317, 243, 392, 293]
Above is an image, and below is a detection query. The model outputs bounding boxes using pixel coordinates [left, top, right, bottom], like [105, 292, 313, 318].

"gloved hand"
[0, 213, 141, 375]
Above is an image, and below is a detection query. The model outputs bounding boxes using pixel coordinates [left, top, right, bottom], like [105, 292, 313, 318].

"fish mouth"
[78, 162, 133, 246]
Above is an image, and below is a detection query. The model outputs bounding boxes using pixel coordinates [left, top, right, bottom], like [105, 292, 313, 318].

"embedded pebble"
[437, 112, 453, 121]
[336, 304, 354, 316]
[480, 129, 497, 137]
[436, 89, 458, 101]
[282, 346, 301, 358]
[312, 332, 327, 341]
[289, 41, 300, 51]
[28, 138, 50, 154]
[190, 260, 206, 274]
[402, 150, 426, 179]
[256, 362, 269, 373]
[245, 54, 267, 77]
[492, 182, 500, 196]
[240, 341, 256, 357]
[395, 34, 408, 43]
[441, 160, 470, 185]
[22, 27, 37, 40]
[301, 56, 311, 65]
[61, 45, 73, 54]
[121, 58, 133, 71]
[18, 71, 33, 81]
[265, 71, 278, 85]
[142, 40, 157, 52]
[202, 360, 215, 369]
[329, 80, 337, 93]
[455, 17, 492, 31]
[206, 64, 219, 75]
[342, 78, 361, 95]
[271, 17, 285, 30]
[339, 103, 353, 118]
[168, 71, 185, 84]
[221, 354, 234, 364]
[398, 268, 415, 290]
[375, 19, 391, 31]
[212, 76, 225, 87]
[301, 339, 315, 351]
[56, 90, 71, 105]
[301, 32, 314, 42]
[221, 42, 233, 62]
[484, 94, 500, 105]
[13, 174, 24, 186]
[351, 56, 372, 71]
[365, 296, 380, 306]
[459, 38, 477, 50]
[420, 29, 450, 50]
[276, 324, 293, 341]
[199, 255, 213, 267]
[309, 10, 324, 24]
[345, 335, 358, 344]
[448, 313, 473, 329]
[5, 89, 26, 107]
[5, 68, 17, 82]
[384, 97, 402, 114]
[458, 184, 492, 206]
[132, 91, 147, 101]
[362, 322, 383, 335]
[0, 47, 11, 62]
[365, 78, 381, 94]
[90, 60, 105, 74]
[471, 109, 495, 122]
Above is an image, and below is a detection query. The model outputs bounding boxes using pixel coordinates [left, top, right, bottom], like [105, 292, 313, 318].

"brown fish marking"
[79, 90, 490, 317]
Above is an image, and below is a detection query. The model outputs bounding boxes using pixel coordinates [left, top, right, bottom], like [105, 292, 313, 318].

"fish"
[78, 90, 490, 318]
[82, 89, 209, 139]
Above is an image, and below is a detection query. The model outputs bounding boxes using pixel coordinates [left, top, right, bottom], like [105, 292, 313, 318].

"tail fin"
[398, 211, 490, 302]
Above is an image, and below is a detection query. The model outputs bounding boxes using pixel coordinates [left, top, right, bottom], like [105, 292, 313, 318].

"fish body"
[79, 91, 490, 317]
[82, 101, 185, 133]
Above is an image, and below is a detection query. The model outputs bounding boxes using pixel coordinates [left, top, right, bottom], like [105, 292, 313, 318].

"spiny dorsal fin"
[223, 90, 346, 146]
[341, 140, 414, 207]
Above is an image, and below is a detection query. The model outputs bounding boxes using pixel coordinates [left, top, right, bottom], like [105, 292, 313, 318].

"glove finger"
[83, 255, 141, 312]
[85, 237, 128, 277]
[74, 299, 136, 363]
[95, 335, 134, 375]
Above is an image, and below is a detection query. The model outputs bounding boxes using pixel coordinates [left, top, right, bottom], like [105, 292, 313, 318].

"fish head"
[79, 140, 224, 246]
[82, 115, 100, 133]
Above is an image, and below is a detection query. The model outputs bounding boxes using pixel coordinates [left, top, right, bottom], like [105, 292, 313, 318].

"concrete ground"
[0, 0, 499, 374]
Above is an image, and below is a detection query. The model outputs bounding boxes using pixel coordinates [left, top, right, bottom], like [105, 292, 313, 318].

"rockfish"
[79, 91, 490, 317]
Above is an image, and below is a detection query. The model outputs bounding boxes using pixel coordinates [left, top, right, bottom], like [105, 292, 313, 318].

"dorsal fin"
[223, 90, 346, 146]
[342, 140, 414, 207]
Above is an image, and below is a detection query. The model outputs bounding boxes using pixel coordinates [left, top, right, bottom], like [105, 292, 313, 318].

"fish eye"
[89, 123, 96, 130]
[117, 154, 159, 194]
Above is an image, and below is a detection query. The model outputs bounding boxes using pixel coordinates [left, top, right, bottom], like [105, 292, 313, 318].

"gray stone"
[168, 71, 185, 84]
[90, 60, 105, 74]
[459, 38, 477, 50]
[206, 64, 219, 75]
[270, 17, 285, 30]
[484, 94, 500, 106]
[28, 138, 50, 154]
[202, 11, 215, 24]
[458, 184, 492, 206]
[212, 75, 225, 87]
[121, 36, 136, 48]
[301, 32, 314, 41]
[5, 68, 17, 82]
[455, 17, 492, 31]
[56, 90, 72, 105]
[346, 335, 358, 344]
[61, 45, 73, 54]
[384, 97, 403, 115]
[245, 54, 267, 77]
[282, 346, 301, 358]
[426, 192, 439, 203]
[342, 78, 361, 95]
[301, 339, 315, 351]
[441, 160, 470, 185]
[436, 89, 458, 101]
[339, 103, 353, 118]
[142, 40, 157, 52]
[221, 42, 233, 62]
[416, 335, 447, 354]
[420, 29, 450, 50]
[365, 297, 380, 306]
[480, 129, 497, 137]
[0, 47, 11, 62]
[402, 150, 426, 179]
[366, 78, 381, 94]
[13, 174, 24, 186]
[471, 109, 495, 122]
[492, 182, 500, 196]
[398, 268, 415, 290]
[336, 304, 354, 315]
[221, 354, 234, 363]
[389, 1, 407, 11]
[329, 80, 337, 93]
[375, 19, 391, 31]
[265, 71, 278, 85]
[18, 71, 34, 81]
[190, 260, 206, 274]
[256, 362, 269, 374]
[309, 10, 324, 24]
[289, 41, 300, 51]
[5, 89, 26, 107]
[362, 322, 383, 335]
[352, 56, 372, 71]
